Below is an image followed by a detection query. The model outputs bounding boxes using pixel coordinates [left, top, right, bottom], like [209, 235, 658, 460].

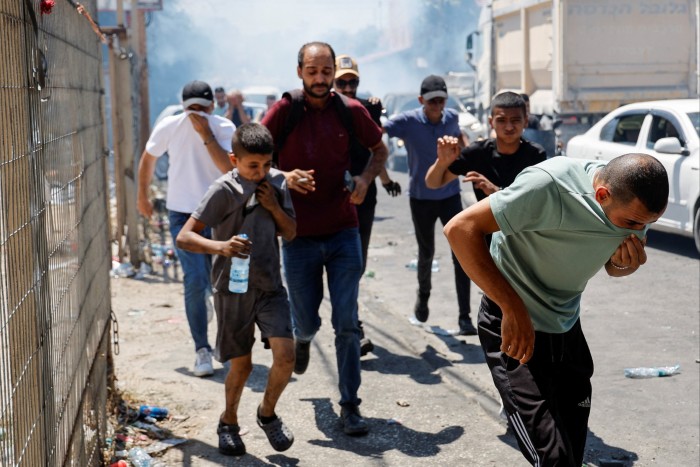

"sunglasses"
[335, 78, 359, 88]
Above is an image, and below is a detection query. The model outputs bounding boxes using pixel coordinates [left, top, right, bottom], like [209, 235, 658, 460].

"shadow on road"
[646, 230, 698, 258]
[301, 397, 464, 458]
[428, 332, 487, 366]
[584, 428, 638, 466]
[495, 426, 639, 467]
[361, 344, 447, 385]
[169, 437, 299, 466]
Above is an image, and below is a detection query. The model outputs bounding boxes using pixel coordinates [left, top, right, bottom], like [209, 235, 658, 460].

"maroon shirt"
[262, 91, 382, 237]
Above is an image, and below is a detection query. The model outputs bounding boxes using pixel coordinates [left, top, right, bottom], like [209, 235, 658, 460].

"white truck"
[467, 0, 699, 148]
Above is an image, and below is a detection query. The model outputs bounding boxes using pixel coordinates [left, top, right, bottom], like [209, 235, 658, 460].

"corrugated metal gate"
[0, 0, 111, 465]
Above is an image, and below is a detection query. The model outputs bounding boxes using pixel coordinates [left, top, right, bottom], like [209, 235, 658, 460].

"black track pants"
[478, 296, 594, 467]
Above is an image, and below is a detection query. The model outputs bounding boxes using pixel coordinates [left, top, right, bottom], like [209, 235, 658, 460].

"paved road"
[111, 168, 699, 466]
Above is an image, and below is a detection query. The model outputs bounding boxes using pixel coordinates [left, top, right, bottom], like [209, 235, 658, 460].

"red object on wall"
[40, 0, 55, 15]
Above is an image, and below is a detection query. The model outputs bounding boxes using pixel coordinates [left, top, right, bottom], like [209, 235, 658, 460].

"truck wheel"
[694, 206, 700, 254]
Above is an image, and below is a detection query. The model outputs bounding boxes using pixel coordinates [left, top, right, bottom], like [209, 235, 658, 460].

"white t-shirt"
[145, 111, 235, 213]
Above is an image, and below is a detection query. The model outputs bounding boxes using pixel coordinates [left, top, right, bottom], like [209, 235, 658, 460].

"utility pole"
[132, 8, 150, 156]
[104, 0, 144, 267]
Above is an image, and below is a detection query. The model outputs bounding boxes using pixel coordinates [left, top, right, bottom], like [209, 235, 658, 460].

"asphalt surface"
[111, 168, 699, 466]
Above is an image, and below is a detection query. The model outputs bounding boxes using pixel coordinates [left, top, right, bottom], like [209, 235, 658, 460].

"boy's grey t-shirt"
[193, 167, 295, 293]
[488, 157, 647, 333]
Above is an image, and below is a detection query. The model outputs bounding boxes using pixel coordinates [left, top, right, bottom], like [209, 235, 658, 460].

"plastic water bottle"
[127, 447, 152, 467]
[139, 405, 169, 420]
[624, 364, 680, 378]
[229, 234, 250, 293]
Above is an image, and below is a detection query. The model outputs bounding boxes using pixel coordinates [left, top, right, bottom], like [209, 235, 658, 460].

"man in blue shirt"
[383, 75, 476, 335]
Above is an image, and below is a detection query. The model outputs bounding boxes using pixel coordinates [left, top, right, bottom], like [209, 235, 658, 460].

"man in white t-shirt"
[137, 80, 236, 377]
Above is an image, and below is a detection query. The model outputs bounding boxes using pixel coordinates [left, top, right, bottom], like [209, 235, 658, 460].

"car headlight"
[396, 139, 405, 148]
[469, 122, 481, 131]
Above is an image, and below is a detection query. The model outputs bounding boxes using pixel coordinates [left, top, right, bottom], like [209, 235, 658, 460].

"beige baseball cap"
[335, 54, 360, 79]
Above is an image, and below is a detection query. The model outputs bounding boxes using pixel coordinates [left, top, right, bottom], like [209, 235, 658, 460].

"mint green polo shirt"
[489, 158, 647, 333]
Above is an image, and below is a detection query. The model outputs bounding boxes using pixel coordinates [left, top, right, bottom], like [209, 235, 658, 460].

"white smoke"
[146, 0, 477, 116]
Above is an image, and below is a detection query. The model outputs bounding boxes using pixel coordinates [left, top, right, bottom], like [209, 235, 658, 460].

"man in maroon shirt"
[261, 42, 387, 436]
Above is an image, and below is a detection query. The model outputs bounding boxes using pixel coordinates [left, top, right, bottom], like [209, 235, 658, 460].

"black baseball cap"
[420, 75, 448, 100]
[182, 80, 213, 108]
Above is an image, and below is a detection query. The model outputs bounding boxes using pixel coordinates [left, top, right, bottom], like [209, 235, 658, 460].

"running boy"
[176, 123, 296, 456]
[425, 91, 546, 201]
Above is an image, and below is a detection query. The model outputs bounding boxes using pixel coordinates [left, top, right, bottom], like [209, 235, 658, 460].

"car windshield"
[687, 112, 699, 136]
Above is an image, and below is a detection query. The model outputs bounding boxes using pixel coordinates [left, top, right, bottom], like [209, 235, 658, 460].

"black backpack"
[272, 89, 358, 165]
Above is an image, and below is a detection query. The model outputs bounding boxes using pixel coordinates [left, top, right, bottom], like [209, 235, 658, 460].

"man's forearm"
[425, 161, 449, 188]
[361, 143, 388, 184]
[137, 152, 156, 198]
[443, 200, 523, 310]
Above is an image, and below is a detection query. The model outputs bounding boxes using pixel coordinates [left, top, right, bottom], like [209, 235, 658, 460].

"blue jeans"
[282, 228, 363, 407]
[168, 210, 212, 352]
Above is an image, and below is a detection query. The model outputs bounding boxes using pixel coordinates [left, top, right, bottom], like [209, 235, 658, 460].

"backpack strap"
[332, 92, 356, 141]
[273, 90, 306, 164]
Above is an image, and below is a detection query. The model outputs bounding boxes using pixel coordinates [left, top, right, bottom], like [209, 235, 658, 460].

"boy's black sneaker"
[414, 293, 430, 322]
[458, 321, 478, 336]
[217, 421, 246, 456]
[294, 341, 310, 375]
[360, 337, 374, 356]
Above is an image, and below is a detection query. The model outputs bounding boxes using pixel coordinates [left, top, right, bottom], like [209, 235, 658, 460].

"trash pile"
[110, 243, 179, 281]
[105, 399, 187, 467]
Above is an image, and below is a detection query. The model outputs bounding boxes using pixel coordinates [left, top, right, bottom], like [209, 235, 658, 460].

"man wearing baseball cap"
[334, 54, 401, 357]
[138, 80, 235, 377]
[383, 75, 476, 336]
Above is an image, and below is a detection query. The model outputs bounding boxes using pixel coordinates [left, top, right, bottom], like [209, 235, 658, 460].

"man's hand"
[368, 96, 381, 106]
[464, 171, 498, 196]
[187, 112, 213, 141]
[383, 180, 401, 196]
[137, 194, 153, 218]
[285, 169, 316, 194]
[500, 305, 536, 365]
[256, 180, 280, 211]
[607, 235, 647, 276]
[436, 135, 461, 166]
[349, 176, 369, 205]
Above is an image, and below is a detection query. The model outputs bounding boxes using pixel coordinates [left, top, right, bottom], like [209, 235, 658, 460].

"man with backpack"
[261, 41, 388, 436]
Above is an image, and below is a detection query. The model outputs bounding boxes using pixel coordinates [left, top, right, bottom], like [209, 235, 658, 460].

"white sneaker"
[193, 348, 214, 377]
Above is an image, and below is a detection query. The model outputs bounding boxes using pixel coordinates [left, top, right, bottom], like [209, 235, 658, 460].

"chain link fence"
[0, 0, 112, 465]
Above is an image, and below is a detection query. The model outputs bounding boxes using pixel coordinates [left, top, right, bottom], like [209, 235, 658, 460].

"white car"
[242, 85, 282, 106]
[566, 99, 700, 252]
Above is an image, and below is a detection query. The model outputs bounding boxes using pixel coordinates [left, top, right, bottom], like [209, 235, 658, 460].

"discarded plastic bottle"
[229, 234, 250, 293]
[127, 447, 152, 467]
[405, 259, 440, 272]
[139, 405, 169, 420]
[624, 364, 681, 378]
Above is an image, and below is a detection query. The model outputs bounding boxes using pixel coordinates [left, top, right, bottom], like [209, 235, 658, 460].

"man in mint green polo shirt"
[444, 153, 668, 467]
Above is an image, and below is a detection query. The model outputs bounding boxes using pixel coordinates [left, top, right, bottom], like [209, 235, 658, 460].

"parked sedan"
[566, 99, 700, 252]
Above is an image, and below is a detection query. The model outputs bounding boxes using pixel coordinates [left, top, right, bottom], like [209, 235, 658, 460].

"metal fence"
[0, 0, 111, 465]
